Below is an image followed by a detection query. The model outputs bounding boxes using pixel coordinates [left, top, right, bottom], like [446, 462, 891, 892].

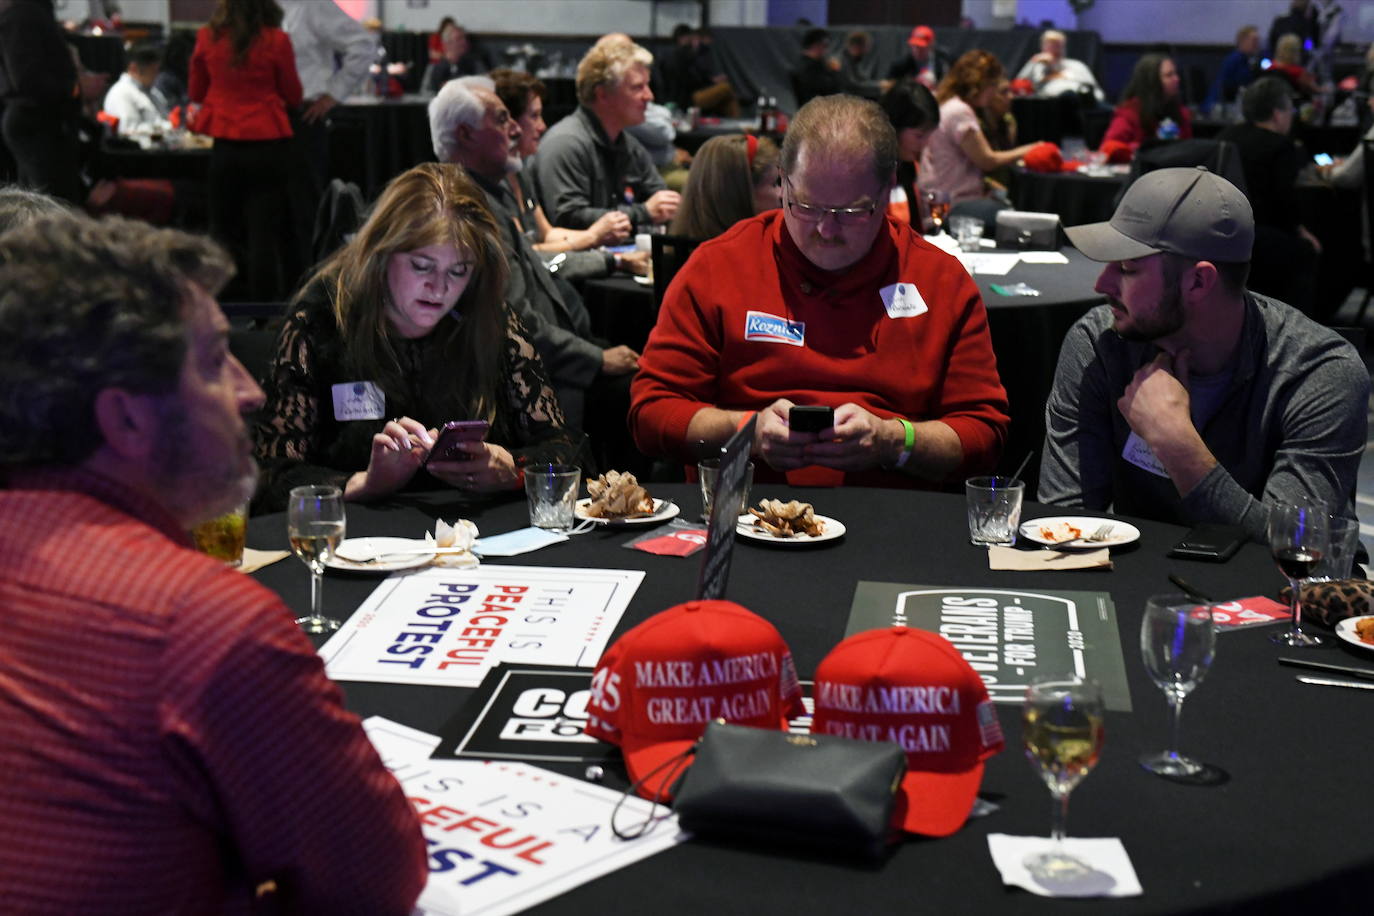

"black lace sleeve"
[499, 307, 593, 472]
[252, 306, 352, 514]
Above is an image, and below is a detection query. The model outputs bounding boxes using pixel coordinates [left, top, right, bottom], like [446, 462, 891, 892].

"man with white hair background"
[1015, 29, 1104, 103]
[532, 38, 680, 230]
[429, 76, 646, 472]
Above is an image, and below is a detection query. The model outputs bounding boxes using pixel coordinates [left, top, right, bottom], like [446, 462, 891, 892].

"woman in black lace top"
[253, 162, 586, 512]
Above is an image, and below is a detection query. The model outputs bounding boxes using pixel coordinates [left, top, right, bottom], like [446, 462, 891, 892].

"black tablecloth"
[329, 96, 435, 200]
[95, 143, 210, 181]
[1013, 168, 1128, 227]
[250, 485, 1372, 913]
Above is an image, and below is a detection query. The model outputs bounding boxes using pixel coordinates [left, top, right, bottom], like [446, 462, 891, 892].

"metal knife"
[1297, 676, 1374, 691]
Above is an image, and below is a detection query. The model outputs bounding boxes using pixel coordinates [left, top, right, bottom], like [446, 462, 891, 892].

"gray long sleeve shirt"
[531, 105, 666, 230]
[1039, 293, 1367, 543]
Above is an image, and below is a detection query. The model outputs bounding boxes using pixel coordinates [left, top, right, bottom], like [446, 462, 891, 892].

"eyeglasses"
[782, 174, 878, 226]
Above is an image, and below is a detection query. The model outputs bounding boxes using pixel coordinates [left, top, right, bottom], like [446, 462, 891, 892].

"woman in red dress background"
[190, 0, 303, 301]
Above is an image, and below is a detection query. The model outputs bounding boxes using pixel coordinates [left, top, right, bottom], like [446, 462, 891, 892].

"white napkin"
[987, 546, 1111, 570]
[1018, 251, 1069, 264]
[427, 518, 480, 568]
[986, 833, 1142, 897]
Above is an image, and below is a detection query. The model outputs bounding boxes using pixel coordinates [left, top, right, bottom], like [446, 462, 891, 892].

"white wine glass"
[1139, 594, 1216, 780]
[287, 485, 345, 634]
[1268, 499, 1329, 647]
[1021, 674, 1105, 879]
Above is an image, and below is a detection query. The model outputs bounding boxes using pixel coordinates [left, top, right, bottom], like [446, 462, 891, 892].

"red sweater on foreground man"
[630, 210, 1009, 486]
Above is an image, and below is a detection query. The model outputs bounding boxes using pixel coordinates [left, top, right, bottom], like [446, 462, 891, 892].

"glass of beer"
[192, 501, 249, 567]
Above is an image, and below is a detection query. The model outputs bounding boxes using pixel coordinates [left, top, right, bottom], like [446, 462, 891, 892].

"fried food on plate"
[585, 471, 655, 519]
[748, 498, 825, 537]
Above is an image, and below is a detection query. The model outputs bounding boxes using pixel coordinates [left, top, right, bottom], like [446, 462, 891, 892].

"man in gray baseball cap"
[1039, 166, 1366, 543]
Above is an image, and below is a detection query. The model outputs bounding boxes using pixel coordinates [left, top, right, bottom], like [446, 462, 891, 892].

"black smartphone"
[789, 405, 834, 433]
[426, 420, 490, 464]
[1168, 523, 1247, 562]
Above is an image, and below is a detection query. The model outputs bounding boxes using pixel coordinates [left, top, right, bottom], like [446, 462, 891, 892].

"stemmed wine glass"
[1021, 675, 1105, 879]
[1139, 594, 1216, 780]
[1268, 499, 1330, 647]
[287, 485, 345, 634]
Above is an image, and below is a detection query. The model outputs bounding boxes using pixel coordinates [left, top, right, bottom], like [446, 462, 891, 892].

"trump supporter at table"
[253, 162, 586, 512]
[630, 94, 1008, 487]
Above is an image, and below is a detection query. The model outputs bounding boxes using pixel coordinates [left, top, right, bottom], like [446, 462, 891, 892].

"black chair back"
[311, 179, 366, 266]
[1115, 139, 1247, 210]
[223, 302, 289, 387]
[651, 234, 704, 310]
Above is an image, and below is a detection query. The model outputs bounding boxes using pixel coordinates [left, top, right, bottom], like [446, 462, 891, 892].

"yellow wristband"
[895, 418, 915, 468]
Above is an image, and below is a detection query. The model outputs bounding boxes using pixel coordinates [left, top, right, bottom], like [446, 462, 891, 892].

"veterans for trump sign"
[845, 583, 1132, 712]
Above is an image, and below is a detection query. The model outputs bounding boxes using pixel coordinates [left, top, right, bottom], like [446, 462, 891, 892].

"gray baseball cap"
[1066, 166, 1254, 263]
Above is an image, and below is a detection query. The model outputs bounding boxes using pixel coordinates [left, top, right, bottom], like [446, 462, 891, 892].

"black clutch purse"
[669, 721, 906, 860]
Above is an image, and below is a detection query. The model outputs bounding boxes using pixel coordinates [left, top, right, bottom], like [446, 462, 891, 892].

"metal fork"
[1050, 523, 1115, 549]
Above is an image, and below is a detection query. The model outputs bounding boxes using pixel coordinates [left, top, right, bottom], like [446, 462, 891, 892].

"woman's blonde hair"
[936, 49, 1005, 105]
[295, 162, 510, 424]
[1275, 33, 1303, 66]
[670, 134, 779, 239]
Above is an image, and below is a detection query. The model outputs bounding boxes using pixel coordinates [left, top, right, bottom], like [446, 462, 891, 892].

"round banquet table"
[251, 483, 1371, 914]
[1013, 167, 1127, 227]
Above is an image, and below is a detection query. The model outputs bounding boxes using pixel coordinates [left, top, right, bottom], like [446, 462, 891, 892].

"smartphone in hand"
[426, 420, 489, 465]
[789, 405, 834, 433]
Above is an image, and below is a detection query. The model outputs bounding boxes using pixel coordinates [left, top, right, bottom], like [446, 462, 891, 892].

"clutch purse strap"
[610, 740, 699, 840]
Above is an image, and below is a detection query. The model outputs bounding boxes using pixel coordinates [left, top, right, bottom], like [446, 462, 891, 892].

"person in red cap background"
[1040, 167, 1366, 544]
[886, 24, 950, 90]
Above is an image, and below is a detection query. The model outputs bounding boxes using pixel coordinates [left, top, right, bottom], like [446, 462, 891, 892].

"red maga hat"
[811, 626, 1004, 836]
[584, 600, 805, 799]
[908, 25, 935, 48]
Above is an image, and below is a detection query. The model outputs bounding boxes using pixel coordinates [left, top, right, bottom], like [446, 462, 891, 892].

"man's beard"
[154, 400, 260, 526]
[1112, 284, 1185, 342]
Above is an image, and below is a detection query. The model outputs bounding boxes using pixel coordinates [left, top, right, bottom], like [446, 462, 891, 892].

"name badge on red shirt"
[744, 310, 806, 346]
[879, 282, 929, 319]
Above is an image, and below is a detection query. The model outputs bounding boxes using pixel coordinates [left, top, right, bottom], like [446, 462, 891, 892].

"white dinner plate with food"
[575, 497, 680, 526]
[1018, 516, 1140, 549]
[1334, 615, 1374, 653]
[735, 513, 846, 545]
[327, 537, 438, 572]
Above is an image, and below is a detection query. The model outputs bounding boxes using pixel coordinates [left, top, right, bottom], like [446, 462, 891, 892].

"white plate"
[736, 512, 846, 545]
[1018, 516, 1140, 548]
[327, 537, 437, 572]
[1334, 615, 1374, 652]
[633, 275, 654, 286]
[575, 497, 680, 526]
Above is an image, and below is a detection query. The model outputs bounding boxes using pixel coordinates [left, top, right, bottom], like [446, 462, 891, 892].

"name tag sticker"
[879, 282, 929, 319]
[1122, 431, 1169, 479]
[332, 381, 386, 422]
[743, 310, 805, 347]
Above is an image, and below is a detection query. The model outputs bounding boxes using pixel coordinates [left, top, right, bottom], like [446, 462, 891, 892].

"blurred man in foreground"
[0, 214, 427, 913]
[630, 94, 1009, 487]
[533, 38, 680, 230]
[1040, 167, 1367, 542]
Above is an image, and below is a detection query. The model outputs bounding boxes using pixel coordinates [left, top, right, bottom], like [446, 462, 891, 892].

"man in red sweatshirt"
[629, 93, 1009, 487]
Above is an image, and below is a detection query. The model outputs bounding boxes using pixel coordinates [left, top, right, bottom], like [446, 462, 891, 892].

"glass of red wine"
[1267, 499, 1329, 647]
